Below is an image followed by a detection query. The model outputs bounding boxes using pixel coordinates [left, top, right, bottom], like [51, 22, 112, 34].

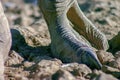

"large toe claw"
[77, 47, 102, 69]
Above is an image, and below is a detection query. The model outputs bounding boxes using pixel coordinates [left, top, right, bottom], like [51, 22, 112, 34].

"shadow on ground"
[107, 32, 120, 54]
[10, 29, 51, 61]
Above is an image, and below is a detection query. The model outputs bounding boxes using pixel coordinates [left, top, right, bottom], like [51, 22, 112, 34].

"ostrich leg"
[67, 0, 109, 50]
[38, 0, 102, 69]
[0, 2, 11, 79]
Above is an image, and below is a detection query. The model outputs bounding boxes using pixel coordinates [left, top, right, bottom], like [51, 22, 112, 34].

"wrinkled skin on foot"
[38, 0, 108, 69]
[67, 0, 109, 50]
[0, 2, 11, 79]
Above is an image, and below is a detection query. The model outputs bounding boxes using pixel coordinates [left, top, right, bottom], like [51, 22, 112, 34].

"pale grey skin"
[38, 0, 109, 69]
[0, 0, 109, 79]
[0, 2, 11, 80]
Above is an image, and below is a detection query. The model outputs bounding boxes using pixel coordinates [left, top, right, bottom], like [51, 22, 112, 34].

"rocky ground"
[1, 0, 120, 80]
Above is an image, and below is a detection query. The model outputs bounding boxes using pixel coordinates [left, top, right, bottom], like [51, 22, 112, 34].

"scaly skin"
[0, 2, 11, 79]
[38, 0, 103, 69]
[67, 0, 109, 50]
